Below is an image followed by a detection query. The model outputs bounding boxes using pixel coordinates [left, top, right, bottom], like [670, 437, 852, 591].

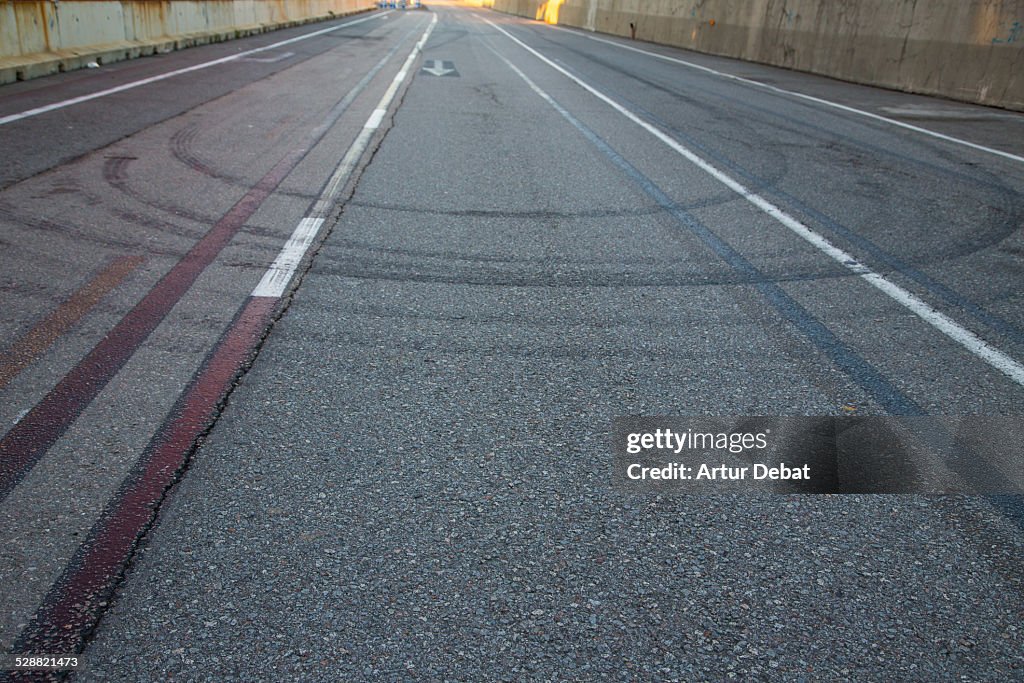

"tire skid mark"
[101, 156, 221, 227]
[535, 25, 1024, 235]
[326, 237, 850, 279]
[9, 297, 277, 671]
[167, 121, 318, 202]
[348, 199, 665, 219]
[0, 11, 431, 504]
[312, 261, 853, 288]
[87, 163, 285, 246]
[615, 84, 1024, 273]
[0, 203, 176, 254]
[0, 255, 145, 390]
[169, 123, 219, 178]
[505, 19, 1024, 349]
[0, 146, 306, 504]
[0, 11, 415, 193]
[489, 20, 1024, 390]
[7, 14, 436, 669]
[0, 174, 211, 255]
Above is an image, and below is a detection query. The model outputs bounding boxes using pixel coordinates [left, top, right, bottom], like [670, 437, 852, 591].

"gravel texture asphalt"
[1, 2, 1023, 681]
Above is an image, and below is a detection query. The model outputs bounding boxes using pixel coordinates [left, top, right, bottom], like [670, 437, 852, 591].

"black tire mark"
[0, 200, 184, 257]
[515, 24, 1024, 269]
[167, 122, 320, 202]
[102, 155, 222, 225]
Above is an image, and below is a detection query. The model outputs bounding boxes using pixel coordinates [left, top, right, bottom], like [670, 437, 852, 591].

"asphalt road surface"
[1, 1, 1023, 680]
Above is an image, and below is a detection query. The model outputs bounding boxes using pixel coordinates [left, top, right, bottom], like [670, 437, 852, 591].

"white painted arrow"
[422, 60, 454, 76]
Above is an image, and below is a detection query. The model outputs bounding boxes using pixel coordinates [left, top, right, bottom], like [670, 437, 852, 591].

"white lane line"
[252, 217, 325, 297]
[0, 12, 391, 127]
[484, 17, 1024, 388]
[364, 108, 387, 129]
[252, 13, 438, 299]
[546, 24, 1024, 165]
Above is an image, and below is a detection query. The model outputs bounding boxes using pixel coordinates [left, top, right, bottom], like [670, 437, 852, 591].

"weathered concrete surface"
[0, 0, 374, 84]
[491, 0, 1024, 111]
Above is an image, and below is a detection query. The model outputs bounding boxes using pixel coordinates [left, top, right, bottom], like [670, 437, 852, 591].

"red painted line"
[0, 10, 411, 503]
[0, 148, 303, 503]
[10, 295, 277, 661]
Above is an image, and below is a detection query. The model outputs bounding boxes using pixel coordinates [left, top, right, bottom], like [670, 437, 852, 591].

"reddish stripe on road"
[0, 148, 303, 503]
[11, 295, 277, 661]
[0, 255, 144, 390]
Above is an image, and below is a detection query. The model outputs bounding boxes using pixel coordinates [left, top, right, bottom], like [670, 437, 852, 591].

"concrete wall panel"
[54, 2, 127, 48]
[0, 0, 373, 82]
[491, 0, 1024, 110]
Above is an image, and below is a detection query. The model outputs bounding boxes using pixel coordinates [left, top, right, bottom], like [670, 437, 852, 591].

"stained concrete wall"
[491, 0, 1024, 111]
[0, 0, 374, 83]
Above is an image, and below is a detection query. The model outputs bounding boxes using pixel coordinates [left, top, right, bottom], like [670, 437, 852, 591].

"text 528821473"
[2, 655, 81, 671]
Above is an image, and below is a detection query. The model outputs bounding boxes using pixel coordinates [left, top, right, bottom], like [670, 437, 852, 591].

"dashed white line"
[251, 13, 438, 300]
[252, 217, 325, 298]
[364, 108, 388, 130]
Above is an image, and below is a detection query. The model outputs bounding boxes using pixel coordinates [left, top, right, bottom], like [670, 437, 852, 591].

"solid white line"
[251, 13, 438, 299]
[485, 18, 1024, 388]
[546, 25, 1024, 165]
[0, 12, 391, 127]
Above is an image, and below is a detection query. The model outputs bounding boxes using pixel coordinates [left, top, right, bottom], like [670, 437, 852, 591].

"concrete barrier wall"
[0, 0, 374, 83]
[491, 0, 1024, 111]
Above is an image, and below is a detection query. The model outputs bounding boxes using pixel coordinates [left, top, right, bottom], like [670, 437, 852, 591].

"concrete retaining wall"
[491, 0, 1024, 111]
[0, 0, 374, 84]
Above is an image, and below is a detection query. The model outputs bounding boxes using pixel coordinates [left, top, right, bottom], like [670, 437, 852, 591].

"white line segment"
[550, 25, 1024, 165]
[251, 218, 325, 297]
[0, 12, 390, 127]
[485, 18, 1024, 388]
[364, 108, 387, 129]
[252, 13, 438, 299]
